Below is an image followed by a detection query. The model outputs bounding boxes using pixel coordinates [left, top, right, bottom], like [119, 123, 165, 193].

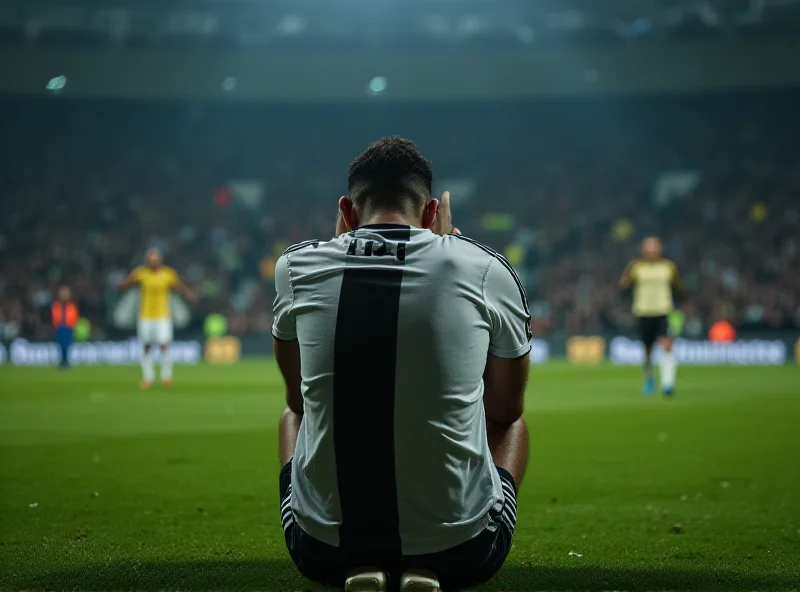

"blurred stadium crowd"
[0, 92, 798, 341]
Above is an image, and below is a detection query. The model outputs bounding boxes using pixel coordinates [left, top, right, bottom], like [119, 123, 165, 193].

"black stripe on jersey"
[282, 240, 319, 256]
[332, 226, 410, 557]
[452, 234, 530, 316]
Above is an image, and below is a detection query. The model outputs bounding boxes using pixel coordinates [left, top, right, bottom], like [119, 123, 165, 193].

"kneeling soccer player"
[273, 137, 530, 591]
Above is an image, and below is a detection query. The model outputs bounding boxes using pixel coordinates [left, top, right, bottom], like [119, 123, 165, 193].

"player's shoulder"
[663, 258, 680, 275]
[281, 239, 321, 257]
[276, 239, 326, 273]
[447, 233, 500, 259]
[447, 234, 524, 287]
[448, 234, 512, 268]
[275, 238, 333, 285]
[625, 257, 643, 269]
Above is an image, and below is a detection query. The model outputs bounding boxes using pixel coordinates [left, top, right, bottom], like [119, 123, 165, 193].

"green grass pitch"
[1, 361, 799, 591]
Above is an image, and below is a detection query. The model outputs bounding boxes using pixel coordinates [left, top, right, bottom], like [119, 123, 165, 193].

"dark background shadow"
[5, 559, 798, 591]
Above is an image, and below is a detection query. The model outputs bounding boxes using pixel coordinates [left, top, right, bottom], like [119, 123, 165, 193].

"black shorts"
[638, 315, 668, 348]
[280, 460, 517, 591]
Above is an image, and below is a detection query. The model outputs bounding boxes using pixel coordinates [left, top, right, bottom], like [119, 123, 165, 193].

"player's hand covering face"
[431, 191, 461, 236]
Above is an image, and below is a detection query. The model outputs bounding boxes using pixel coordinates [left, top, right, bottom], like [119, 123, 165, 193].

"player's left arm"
[171, 270, 198, 303]
[116, 267, 142, 292]
[619, 260, 637, 291]
[482, 258, 532, 426]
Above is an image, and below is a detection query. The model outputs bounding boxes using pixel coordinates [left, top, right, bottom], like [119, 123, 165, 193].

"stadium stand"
[1, 94, 798, 341]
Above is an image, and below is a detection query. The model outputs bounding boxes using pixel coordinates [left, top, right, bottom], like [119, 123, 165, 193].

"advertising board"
[0, 338, 202, 366]
[609, 336, 787, 366]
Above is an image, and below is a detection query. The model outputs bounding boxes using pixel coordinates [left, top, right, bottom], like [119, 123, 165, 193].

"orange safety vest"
[52, 301, 79, 329]
[708, 320, 736, 343]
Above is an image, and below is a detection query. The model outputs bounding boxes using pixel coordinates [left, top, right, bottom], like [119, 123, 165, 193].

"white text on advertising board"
[609, 336, 786, 366]
[0, 339, 202, 366]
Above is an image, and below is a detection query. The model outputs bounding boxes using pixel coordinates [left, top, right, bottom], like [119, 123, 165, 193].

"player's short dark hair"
[347, 136, 433, 214]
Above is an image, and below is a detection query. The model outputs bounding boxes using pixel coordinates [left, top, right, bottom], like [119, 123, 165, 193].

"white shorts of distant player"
[137, 318, 173, 345]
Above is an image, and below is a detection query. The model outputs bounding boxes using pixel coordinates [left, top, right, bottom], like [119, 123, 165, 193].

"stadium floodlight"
[367, 76, 388, 96]
[46, 75, 67, 93]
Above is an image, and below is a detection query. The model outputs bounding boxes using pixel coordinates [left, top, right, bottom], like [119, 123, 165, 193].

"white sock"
[160, 348, 173, 380]
[660, 351, 677, 390]
[141, 350, 155, 383]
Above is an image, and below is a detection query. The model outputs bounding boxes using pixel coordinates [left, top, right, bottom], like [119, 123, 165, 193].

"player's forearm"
[485, 401, 524, 426]
[273, 338, 303, 412]
[173, 280, 195, 301]
[285, 389, 303, 414]
[279, 407, 303, 466]
[485, 415, 528, 488]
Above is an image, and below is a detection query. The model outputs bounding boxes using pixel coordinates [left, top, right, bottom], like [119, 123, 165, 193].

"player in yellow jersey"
[620, 237, 684, 396]
[117, 248, 197, 389]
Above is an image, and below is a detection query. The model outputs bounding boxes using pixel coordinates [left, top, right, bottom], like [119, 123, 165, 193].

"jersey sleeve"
[272, 254, 297, 341]
[130, 267, 145, 283]
[621, 260, 638, 286]
[483, 258, 532, 358]
[669, 261, 680, 283]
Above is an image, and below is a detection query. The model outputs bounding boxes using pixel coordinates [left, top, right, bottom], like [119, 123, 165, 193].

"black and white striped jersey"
[272, 224, 531, 556]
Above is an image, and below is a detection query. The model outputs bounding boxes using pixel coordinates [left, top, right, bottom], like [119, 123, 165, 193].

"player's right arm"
[116, 267, 143, 292]
[619, 259, 638, 292]
[482, 258, 532, 426]
[272, 255, 302, 414]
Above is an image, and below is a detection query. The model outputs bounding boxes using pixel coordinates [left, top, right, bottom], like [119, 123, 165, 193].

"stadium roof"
[3, 0, 800, 50]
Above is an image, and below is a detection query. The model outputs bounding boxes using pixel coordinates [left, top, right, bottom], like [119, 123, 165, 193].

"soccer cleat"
[345, 568, 388, 592]
[139, 380, 153, 390]
[161, 378, 173, 388]
[642, 377, 655, 396]
[663, 387, 675, 397]
[400, 570, 441, 592]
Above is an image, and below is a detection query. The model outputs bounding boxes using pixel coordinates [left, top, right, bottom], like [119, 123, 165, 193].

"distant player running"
[117, 248, 196, 389]
[620, 237, 684, 396]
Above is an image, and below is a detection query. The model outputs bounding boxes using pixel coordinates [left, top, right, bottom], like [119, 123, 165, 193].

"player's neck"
[358, 211, 422, 229]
